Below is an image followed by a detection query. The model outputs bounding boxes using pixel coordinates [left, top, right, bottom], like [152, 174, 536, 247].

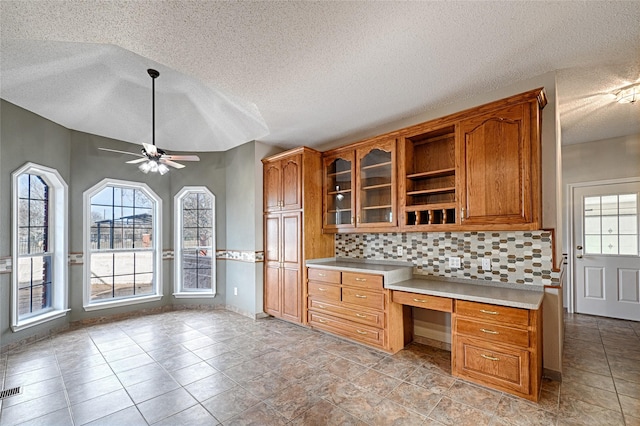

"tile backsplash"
[336, 231, 559, 287]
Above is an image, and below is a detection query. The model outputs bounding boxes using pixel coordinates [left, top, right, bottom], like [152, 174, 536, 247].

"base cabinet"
[452, 300, 542, 401]
[307, 268, 408, 353]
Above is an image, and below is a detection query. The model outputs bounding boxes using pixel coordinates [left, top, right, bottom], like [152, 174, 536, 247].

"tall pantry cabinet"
[262, 147, 334, 324]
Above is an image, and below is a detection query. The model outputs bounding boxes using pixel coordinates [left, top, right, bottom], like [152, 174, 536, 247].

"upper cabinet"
[356, 140, 397, 228]
[399, 125, 458, 228]
[323, 139, 397, 232]
[321, 88, 546, 233]
[264, 154, 302, 212]
[458, 101, 540, 228]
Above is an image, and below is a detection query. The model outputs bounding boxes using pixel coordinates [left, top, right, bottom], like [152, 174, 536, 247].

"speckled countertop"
[305, 257, 544, 310]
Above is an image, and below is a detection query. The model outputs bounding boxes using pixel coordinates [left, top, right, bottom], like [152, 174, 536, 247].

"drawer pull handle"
[355, 278, 367, 282]
[413, 298, 428, 303]
[355, 313, 368, 318]
[480, 309, 499, 315]
[354, 294, 367, 299]
[318, 273, 327, 277]
[356, 330, 368, 335]
[480, 328, 499, 335]
[481, 354, 500, 361]
[318, 318, 327, 324]
[318, 288, 327, 292]
[316, 304, 325, 309]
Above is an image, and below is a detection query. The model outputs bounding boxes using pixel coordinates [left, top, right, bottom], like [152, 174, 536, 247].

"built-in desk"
[305, 258, 544, 401]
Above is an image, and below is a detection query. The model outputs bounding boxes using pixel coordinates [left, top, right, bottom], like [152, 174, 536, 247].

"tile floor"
[0, 309, 638, 425]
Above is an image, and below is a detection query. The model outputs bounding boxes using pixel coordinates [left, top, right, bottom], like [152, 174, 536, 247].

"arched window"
[174, 187, 216, 297]
[12, 163, 68, 331]
[83, 179, 162, 310]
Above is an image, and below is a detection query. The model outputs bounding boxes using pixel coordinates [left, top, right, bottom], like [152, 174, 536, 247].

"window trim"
[83, 178, 163, 311]
[173, 186, 216, 298]
[11, 162, 69, 332]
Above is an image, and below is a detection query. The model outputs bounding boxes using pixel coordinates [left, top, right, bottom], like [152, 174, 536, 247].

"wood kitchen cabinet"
[452, 300, 542, 401]
[323, 139, 397, 232]
[264, 154, 302, 212]
[458, 90, 546, 229]
[307, 268, 409, 352]
[263, 148, 333, 324]
[323, 88, 546, 233]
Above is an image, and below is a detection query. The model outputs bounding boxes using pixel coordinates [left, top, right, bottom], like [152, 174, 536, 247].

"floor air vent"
[0, 387, 22, 400]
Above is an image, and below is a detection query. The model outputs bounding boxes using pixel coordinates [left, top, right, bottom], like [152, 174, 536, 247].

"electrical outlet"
[397, 246, 403, 256]
[482, 258, 492, 271]
[234, 287, 238, 296]
[448, 257, 461, 268]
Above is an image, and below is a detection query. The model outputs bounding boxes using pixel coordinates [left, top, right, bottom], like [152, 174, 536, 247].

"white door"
[573, 181, 640, 321]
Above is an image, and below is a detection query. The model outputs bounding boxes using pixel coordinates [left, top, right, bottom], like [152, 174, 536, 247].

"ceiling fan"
[99, 69, 200, 175]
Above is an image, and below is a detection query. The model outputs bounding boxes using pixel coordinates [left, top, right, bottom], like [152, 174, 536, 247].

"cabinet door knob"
[480, 309, 499, 315]
[481, 354, 500, 361]
[480, 328, 499, 335]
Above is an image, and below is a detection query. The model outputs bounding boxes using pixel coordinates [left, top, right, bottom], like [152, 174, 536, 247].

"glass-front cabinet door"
[323, 151, 355, 230]
[356, 139, 397, 228]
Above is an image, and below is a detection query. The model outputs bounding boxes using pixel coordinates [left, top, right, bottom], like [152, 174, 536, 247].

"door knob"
[577, 254, 583, 259]
[576, 245, 583, 250]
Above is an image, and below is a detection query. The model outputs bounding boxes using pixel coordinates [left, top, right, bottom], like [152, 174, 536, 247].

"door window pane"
[584, 193, 638, 255]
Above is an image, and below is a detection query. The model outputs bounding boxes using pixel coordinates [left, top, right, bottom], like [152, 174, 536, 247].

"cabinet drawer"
[342, 272, 383, 290]
[308, 268, 341, 283]
[392, 291, 453, 312]
[309, 312, 384, 347]
[308, 299, 383, 328]
[456, 300, 529, 327]
[455, 318, 529, 348]
[308, 282, 341, 302]
[342, 287, 385, 310]
[455, 336, 530, 395]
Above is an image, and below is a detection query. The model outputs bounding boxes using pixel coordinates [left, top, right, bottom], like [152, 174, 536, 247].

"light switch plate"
[449, 257, 461, 268]
[397, 246, 403, 256]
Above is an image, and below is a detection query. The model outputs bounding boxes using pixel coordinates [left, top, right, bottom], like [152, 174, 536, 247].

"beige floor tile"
[620, 394, 640, 419]
[289, 399, 365, 426]
[558, 396, 625, 426]
[428, 396, 493, 426]
[614, 377, 640, 399]
[561, 365, 616, 392]
[495, 395, 557, 426]
[560, 380, 621, 412]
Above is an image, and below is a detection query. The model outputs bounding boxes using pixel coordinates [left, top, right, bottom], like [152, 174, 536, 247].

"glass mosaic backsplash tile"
[335, 231, 559, 287]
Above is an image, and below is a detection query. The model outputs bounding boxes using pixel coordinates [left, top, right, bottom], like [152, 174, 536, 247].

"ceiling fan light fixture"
[614, 83, 639, 104]
[158, 163, 170, 175]
[139, 161, 152, 173]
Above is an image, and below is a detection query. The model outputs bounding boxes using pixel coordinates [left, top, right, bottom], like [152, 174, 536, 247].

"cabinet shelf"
[327, 170, 352, 177]
[362, 204, 392, 210]
[405, 203, 456, 211]
[327, 208, 352, 213]
[327, 189, 352, 195]
[362, 183, 392, 191]
[407, 187, 455, 196]
[361, 161, 392, 171]
[407, 168, 455, 180]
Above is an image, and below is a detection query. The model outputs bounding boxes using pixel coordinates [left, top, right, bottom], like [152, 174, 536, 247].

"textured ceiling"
[1, 1, 639, 152]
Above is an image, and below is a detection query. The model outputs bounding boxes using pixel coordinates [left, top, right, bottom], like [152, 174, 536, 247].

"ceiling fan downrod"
[148, 68, 159, 147]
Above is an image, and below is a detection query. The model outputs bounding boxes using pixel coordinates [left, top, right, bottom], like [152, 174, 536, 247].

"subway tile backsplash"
[335, 231, 559, 287]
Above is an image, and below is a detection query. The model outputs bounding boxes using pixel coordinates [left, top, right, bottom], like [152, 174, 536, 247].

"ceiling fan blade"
[160, 159, 186, 169]
[143, 142, 157, 156]
[163, 154, 200, 162]
[99, 147, 144, 157]
[126, 158, 148, 164]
